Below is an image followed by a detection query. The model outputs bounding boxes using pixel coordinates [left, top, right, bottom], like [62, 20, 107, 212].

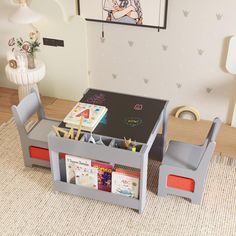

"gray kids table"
[48, 89, 168, 213]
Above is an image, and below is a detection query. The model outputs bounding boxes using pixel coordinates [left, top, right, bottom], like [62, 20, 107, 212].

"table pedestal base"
[18, 84, 39, 101]
[5, 60, 45, 102]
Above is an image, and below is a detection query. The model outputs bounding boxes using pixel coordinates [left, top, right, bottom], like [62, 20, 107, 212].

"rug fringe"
[0, 117, 36, 136]
[211, 154, 236, 167]
[0, 117, 15, 130]
[2, 117, 14, 125]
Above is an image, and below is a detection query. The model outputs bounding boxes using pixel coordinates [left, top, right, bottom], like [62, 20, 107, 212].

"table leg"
[149, 108, 168, 161]
[18, 83, 39, 101]
[161, 107, 168, 160]
[139, 152, 148, 213]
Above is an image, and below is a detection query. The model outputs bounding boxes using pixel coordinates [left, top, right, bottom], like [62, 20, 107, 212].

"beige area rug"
[0, 119, 236, 236]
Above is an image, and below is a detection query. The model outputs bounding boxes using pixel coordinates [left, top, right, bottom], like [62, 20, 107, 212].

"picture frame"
[77, 0, 168, 30]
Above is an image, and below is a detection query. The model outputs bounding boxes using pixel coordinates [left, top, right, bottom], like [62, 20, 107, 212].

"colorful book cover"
[115, 168, 140, 178]
[91, 161, 113, 192]
[75, 165, 98, 189]
[111, 172, 139, 199]
[65, 155, 91, 184]
[63, 102, 108, 131]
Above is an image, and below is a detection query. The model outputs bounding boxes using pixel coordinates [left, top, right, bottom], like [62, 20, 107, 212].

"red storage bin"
[29, 146, 66, 161]
[167, 174, 195, 192]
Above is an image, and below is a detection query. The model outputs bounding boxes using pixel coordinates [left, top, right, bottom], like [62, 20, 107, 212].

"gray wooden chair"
[158, 117, 221, 204]
[12, 89, 61, 168]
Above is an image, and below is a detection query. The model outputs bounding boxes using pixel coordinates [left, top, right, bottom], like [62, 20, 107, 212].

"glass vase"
[27, 53, 35, 69]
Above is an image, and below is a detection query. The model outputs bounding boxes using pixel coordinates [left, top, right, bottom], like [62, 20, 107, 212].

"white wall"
[86, 0, 236, 123]
[0, 0, 31, 89]
[31, 0, 88, 100]
[0, 0, 88, 101]
[1, 0, 236, 123]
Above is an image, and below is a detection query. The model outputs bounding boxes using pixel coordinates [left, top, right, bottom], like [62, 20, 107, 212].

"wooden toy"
[124, 137, 137, 152]
[75, 116, 83, 140]
[52, 126, 68, 138]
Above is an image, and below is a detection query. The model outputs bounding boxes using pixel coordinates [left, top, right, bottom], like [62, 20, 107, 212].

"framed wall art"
[77, 0, 168, 29]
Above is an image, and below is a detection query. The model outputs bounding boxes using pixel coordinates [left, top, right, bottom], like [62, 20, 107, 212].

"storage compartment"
[29, 146, 50, 161]
[112, 165, 140, 199]
[59, 158, 67, 182]
[82, 133, 112, 146]
[167, 175, 195, 192]
[56, 130, 84, 141]
[63, 155, 112, 192]
[112, 139, 143, 153]
[29, 146, 66, 161]
[48, 131, 148, 212]
[58, 153, 141, 199]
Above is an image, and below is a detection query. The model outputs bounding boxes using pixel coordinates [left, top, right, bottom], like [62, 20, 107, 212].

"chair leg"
[23, 155, 33, 168]
[157, 167, 168, 197]
[21, 145, 33, 168]
[191, 195, 202, 204]
[158, 186, 168, 197]
[24, 161, 33, 168]
[191, 181, 204, 204]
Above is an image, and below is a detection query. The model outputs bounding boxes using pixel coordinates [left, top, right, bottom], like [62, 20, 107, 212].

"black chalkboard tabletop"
[59, 89, 168, 144]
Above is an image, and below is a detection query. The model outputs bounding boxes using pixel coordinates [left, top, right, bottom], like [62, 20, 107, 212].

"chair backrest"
[205, 117, 221, 143]
[12, 90, 45, 137]
[197, 117, 221, 171]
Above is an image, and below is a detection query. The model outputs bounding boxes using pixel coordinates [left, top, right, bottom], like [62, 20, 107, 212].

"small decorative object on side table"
[5, 60, 46, 101]
[27, 53, 35, 69]
[8, 31, 40, 70]
[6, 31, 43, 101]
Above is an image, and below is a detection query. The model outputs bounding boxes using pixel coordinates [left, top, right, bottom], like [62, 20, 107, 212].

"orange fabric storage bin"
[167, 174, 195, 192]
[29, 146, 50, 161]
[29, 146, 66, 161]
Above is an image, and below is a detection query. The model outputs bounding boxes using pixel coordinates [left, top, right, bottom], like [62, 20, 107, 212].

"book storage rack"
[48, 131, 150, 214]
[49, 88, 168, 213]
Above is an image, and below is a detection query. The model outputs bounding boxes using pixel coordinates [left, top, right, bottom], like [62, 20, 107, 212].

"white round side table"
[5, 60, 46, 101]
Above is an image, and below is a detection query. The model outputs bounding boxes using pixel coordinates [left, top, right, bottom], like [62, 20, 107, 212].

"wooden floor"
[1, 87, 236, 158]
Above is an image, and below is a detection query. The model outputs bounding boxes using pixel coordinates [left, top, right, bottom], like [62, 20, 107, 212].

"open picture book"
[63, 102, 108, 132]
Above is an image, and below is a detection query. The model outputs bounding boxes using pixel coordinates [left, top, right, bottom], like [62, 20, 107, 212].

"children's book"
[112, 171, 139, 199]
[63, 102, 108, 132]
[91, 161, 113, 192]
[65, 155, 91, 184]
[115, 168, 140, 178]
[75, 165, 98, 189]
